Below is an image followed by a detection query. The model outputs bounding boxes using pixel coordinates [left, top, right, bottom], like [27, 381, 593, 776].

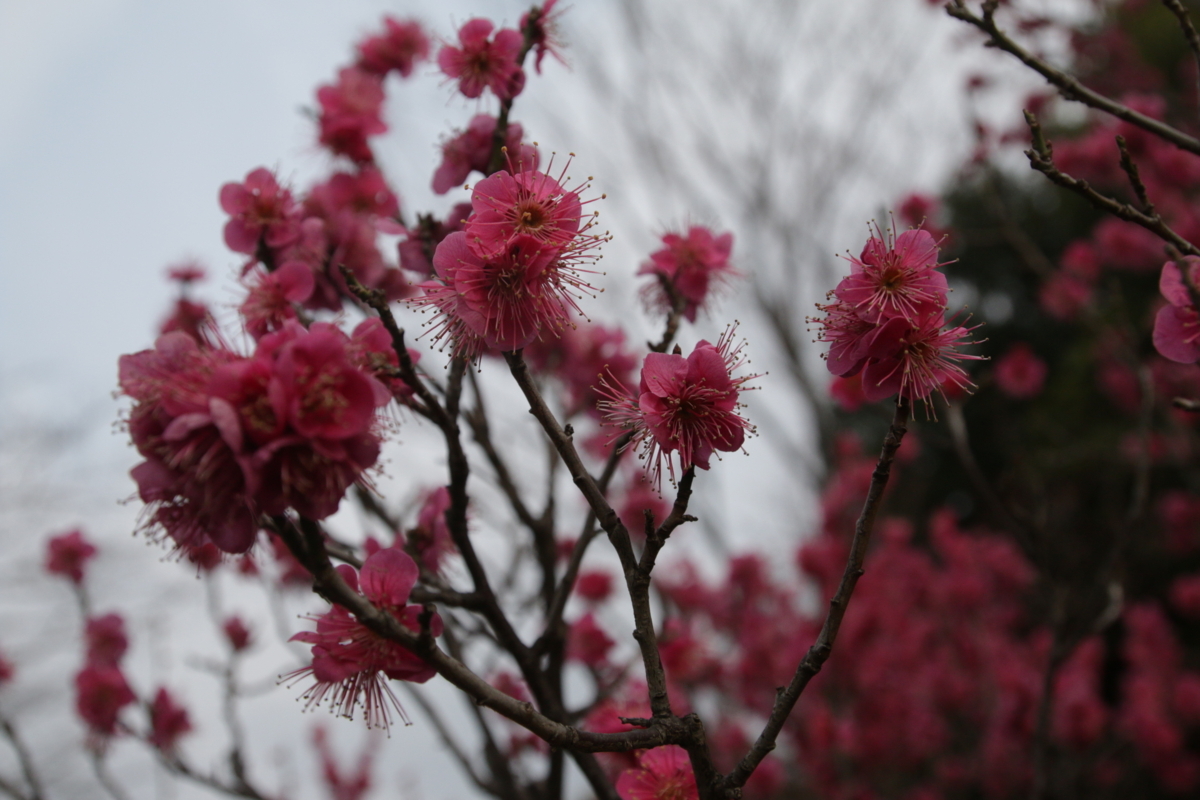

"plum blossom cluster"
[813, 226, 981, 410]
[599, 327, 757, 487]
[288, 548, 441, 731]
[43, 530, 193, 752]
[411, 162, 607, 357]
[120, 320, 394, 554]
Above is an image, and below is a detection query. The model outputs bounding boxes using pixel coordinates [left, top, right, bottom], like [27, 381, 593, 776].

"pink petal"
[360, 548, 419, 606]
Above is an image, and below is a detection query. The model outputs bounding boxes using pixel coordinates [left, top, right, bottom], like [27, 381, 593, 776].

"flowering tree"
[6, 2, 1200, 800]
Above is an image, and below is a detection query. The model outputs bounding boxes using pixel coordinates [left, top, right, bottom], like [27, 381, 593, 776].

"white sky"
[0, 1, 1043, 798]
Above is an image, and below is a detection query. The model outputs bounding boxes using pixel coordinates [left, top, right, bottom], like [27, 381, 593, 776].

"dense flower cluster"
[813, 226, 980, 410]
[120, 321, 392, 553]
[412, 164, 606, 357]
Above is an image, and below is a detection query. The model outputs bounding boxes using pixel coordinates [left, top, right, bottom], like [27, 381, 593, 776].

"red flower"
[288, 549, 441, 731]
[219, 168, 301, 256]
[858, 314, 982, 408]
[414, 232, 588, 357]
[1154, 258, 1200, 364]
[75, 665, 136, 737]
[638, 227, 736, 322]
[148, 688, 192, 752]
[616, 746, 698, 800]
[432, 116, 537, 195]
[437, 19, 526, 101]
[45, 528, 97, 585]
[223, 617, 253, 652]
[316, 67, 387, 163]
[600, 329, 756, 487]
[993, 342, 1047, 400]
[355, 17, 429, 78]
[85, 614, 128, 668]
[833, 227, 948, 324]
[521, 0, 567, 74]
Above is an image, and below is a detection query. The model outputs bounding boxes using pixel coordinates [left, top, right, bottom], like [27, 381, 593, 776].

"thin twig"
[649, 275, 689, 354]
[1023, 112, 1200, 257]
[1162, 0, 1200, 100]
[720, 397, 911, 794]
[947, 1, 1200, 157]
[0, 720, 42, 800]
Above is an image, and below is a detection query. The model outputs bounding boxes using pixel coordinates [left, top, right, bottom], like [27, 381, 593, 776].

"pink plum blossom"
[239, 263, 315, 340]
[437, 19, 526, 101]
[521, 0, 566, 74]
[219, 168, 301, 256]
[566, 612, 615, 667]
[465, 167, 590, 257]
[1154, 257, 1200, 363]
[45, 528, 97, 585]
[85, 614, 128, 668]
[355, 17, 429, 78]
[600, 328, 756, 487]
[120, 322, 390, 554]
[223, 617, 253, 652]
[833, 227, 948, 324]
[413, 231, 586, 358]
[75, 665, 135, 737]
[316, 67, 387, 163]
[405, 486, 454, 573]
[148, 688, 192, 752]
[432, 116, 537, 195]
[993, 342, 1047, 399]
[615, 746, 698, 800]
[288, 548, 441, 731]
[858, 314, 982, 409]
[638, 227, 736, 322]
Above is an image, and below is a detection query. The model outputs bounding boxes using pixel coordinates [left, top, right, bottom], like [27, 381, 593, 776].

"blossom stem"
[720, 397, 911, 795]
[649, 275, 689, 353]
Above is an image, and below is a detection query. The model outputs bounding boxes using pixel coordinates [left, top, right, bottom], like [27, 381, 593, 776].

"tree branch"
[720, 397, 911, 794]
[1023, 112, 1200, 257]
[947, 0, 1200, 157]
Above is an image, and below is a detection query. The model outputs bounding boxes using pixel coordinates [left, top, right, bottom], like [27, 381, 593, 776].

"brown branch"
[0, 720, 42, 800]
[947, 1, 1200, 157]
[271, 515, 689, 755]
[536, 433, 632, 659]
[1023, 112, 1200, 257]
[720, 397, 911, 795]
[338, 266, 448, 426]
[1163, 0, 1200, 100]
[503, 352, 720, 792]
[1115, 135, 1153, 213]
